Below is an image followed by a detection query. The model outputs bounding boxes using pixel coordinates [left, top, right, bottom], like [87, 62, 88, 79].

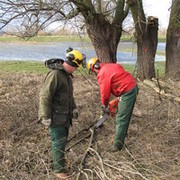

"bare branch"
[113, 0, 129, 24]
[97, 0, 102, 14]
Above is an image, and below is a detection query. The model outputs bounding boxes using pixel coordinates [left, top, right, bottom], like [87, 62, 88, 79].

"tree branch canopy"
[0, 0, 80, 35]
[0, 0, 130, 34]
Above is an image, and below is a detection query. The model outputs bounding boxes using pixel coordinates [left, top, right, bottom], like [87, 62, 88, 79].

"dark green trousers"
[49, 126, 69, 173]
[114, 86, 138, 149]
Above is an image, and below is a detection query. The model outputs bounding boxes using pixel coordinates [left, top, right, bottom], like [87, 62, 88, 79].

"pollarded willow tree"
[0, 0, 129, 63]
[127, 0, 158, 81]
[166, 0, 180, 76]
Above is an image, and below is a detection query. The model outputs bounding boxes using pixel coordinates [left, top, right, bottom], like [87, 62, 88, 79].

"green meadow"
[0, 61, 165, 77]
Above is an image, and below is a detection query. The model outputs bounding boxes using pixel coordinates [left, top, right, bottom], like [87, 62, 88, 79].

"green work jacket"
[39, 63, 76, 125]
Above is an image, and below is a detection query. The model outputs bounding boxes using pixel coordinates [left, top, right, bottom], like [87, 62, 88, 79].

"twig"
[77, 69, 99, 89]
[156, 69, 162, 106]
[66, 133, 91, 151]
[67, 122, 94, 142]
[161, 124, 180, 136]
[124, 147, 148, 180]
[81, 129, 95, 167]
[76, 128, 95, 179]
[83, 169, 93, 179]
[143, 79, 180, 102]
[94, 168, 104, 180]
[89, 147, 111, 180]
[40, 158, 50, 178]
[104, 161, 148, 180]
[66, 121, 98, 151]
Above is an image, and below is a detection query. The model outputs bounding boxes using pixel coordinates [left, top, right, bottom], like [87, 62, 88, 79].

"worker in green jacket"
[39, 47, 86, 179]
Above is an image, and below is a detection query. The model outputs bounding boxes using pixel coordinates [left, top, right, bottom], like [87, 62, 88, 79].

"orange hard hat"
[87, 58, 100, 73]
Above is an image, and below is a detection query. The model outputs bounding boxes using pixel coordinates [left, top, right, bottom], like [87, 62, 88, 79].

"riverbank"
[0, 61, 165, 77]
[0, 34, 166, 43]
[0, 36, 166, 61]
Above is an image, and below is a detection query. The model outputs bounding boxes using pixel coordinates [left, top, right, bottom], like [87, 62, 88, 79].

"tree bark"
[72, 0, 128, 63]
[85, 14, 122, 63]
[127, 0, 158, 81]
[165, 0, 180, 75]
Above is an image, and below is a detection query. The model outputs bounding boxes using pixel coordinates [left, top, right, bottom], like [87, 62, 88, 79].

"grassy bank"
[0, 35, 90, 43]
[0, 61, 48, 74]
[0, 35, 166, 43]
[0, 61, 165, 77]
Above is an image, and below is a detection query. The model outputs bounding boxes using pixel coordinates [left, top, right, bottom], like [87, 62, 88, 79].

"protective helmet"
[87, 58, 100, 73]
[65, 47, 86, 67]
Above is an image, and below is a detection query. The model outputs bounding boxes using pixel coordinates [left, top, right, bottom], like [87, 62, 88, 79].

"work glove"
[73, 109, 79, 119]
[41, 118, 51, 127]
[101, 105, 109, 116]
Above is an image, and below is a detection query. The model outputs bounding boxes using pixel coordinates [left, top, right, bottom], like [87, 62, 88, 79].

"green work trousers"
[114, 86, 138, 149]
[49, 126, 69, 173]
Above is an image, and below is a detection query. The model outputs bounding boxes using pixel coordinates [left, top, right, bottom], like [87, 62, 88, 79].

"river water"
[0, 41, 165, 64]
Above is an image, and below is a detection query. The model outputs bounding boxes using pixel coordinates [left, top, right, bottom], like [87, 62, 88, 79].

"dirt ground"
[0, 71, 179, 180]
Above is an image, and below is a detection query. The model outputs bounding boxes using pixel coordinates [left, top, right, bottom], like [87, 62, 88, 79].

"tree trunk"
[137, 17, 158, 80]
[85, 14, 122, 63]
[127, 0, 158, 81]
[70, 0, 128, 63]
[165, 0, 180, 75]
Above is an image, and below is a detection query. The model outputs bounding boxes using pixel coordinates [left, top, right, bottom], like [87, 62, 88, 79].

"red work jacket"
[97, 63, 136, 106]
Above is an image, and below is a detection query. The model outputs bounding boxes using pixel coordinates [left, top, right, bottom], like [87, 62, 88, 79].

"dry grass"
[0, 72, 179, 180]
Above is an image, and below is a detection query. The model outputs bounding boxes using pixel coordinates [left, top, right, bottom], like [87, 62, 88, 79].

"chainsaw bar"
[94, 113, 109, 129]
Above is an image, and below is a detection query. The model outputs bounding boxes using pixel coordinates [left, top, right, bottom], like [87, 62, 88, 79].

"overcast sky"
[1, 0, 172, 31]
[143, 0, 172, 28]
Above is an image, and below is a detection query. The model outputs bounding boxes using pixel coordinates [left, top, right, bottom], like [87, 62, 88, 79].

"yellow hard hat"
[66, 48, 86, 67]
[87, 58, 100, 73]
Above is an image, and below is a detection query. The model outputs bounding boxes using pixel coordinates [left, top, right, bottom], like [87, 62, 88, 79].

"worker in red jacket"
[87, 58, 138, 151]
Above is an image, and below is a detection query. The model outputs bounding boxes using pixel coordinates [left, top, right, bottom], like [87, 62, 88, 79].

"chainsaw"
[94, 98, 119, 129]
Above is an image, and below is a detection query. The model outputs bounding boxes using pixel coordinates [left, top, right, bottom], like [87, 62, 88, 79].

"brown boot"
[56, 173, 68, 179]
